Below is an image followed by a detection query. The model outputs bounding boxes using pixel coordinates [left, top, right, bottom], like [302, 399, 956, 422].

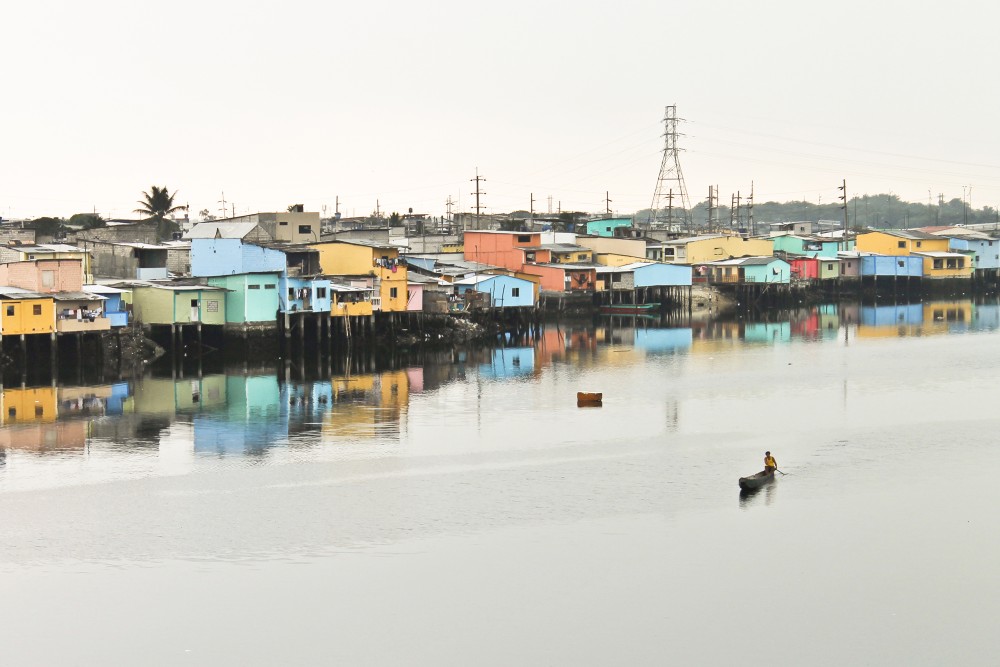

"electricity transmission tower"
[647, 105, 691, 230]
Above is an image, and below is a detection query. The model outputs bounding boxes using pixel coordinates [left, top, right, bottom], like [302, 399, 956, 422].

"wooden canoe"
[738, 470, 774, 490]
[577, 391, 603, 406]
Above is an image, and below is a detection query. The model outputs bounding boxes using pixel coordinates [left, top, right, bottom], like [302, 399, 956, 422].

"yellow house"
[0, 288, 56, 337]
[576, 236, 647, 262]
[856, 231, 971, 279]
[329, 283, 374, 318]
[662, 234, 774, 264]
[310, 240, 408, 312]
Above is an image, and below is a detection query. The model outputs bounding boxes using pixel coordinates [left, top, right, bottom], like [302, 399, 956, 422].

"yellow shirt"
[764, 455, 777, 468]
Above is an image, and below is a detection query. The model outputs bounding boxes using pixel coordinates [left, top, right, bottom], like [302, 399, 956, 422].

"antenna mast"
[648, 105, 691, 230]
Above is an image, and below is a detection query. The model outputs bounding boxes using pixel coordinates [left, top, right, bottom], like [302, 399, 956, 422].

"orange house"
[464, 231, 542, 272]
[520, 263, 596, 292]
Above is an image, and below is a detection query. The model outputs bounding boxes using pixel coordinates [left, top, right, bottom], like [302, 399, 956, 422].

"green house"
[207, 273, 281, 324]
[130, 284, 227, 326]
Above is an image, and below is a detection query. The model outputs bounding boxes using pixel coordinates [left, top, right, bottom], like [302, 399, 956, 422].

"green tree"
[69, 212, 105, 229]
[135, 185, 185, 240]
[27, 216, 65, 238]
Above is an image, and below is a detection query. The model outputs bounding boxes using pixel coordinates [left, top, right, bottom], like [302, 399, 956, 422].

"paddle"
[775, 469, 787, 476]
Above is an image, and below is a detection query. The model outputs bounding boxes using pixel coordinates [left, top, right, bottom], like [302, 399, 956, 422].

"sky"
[4, 0, 1000, 222]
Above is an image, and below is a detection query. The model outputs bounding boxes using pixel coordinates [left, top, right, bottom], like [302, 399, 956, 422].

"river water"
[1, 300, 999, 665]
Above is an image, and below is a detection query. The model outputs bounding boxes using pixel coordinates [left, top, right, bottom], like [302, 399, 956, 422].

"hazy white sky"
[4, 0, 999, 221]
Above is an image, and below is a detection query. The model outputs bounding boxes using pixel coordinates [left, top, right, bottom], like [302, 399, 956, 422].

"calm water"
[1, 300, 999, 665]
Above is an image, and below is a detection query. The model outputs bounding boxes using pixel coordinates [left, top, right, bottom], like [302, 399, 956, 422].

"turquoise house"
[705, 257, 790, 284]
[772, 235, 844, 258]
[454, 275, 535, 308]
[207, 273, 281, 324]
[586, 218, 634, 237]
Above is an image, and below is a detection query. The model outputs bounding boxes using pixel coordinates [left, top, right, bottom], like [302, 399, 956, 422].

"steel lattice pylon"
[647, 105, 691, 229]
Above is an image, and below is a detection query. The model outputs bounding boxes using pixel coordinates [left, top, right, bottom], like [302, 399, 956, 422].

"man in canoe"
[764, 451, 777, 474]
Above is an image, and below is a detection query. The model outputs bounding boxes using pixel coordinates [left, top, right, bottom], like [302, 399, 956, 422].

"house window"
[665, 248, 675, 257]
[317, 287, 327, 299]
[279, 221, 288, 226]
[916, 241, 922, 248]
[898, 260, 905, 268]
[511, 287, 520, 297]
[827, 264, 834, 271]
[898, 241, 906, 248]
[298, 225, 312, 234]
[288, 288, 296, 299]
[33, 304, 41, 315]
[577, 254, 588, 261]
[7, 407, 15, 419]
[933, 259, 943, 269]
[35, 405, 43, 417]
[390, 287, 398, 298]
[517, 235, 531, 243]
[248, 284, 260, 290]
[5, 306, 13, 316]
[265, 284, 276, 290]
[525, 251, 536, 262]
[42, 271, 54, 287]
[612, 274, 622, 283]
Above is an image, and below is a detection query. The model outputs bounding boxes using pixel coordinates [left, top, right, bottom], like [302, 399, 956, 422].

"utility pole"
[547, 195, 553, 215]
[335, 195, 340, 216]
[706, 186, 715, 234]
[218, 191, 228, 219]
[747, 181, 755, 237]
[837, 179, 848, 249]
[666, 190, 674, 230]
[470, 168, 486, 229]
[445, 196, 454, 221]
[730, 192, 741, 232]
[605, 191, 612, 216]
[530, 193, 535, 221]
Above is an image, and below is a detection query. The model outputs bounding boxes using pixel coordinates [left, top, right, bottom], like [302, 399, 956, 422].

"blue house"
[942, 234, 1000, 271]
[860, 254, 923, 277]
[191, 239, 331, 317]
[82, 284, 130, 327]
[454, 274, 535, 308]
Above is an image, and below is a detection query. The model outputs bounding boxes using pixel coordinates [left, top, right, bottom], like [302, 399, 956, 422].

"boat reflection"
[739, 479, 778, 508]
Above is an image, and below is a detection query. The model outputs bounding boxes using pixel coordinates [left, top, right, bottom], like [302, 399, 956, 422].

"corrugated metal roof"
[52, 292, 107, 301]
[184, 222, 263, 239]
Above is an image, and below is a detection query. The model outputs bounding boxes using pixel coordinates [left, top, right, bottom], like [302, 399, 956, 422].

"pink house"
[406, 281, 424, 311]
[0, 259, 84, 293]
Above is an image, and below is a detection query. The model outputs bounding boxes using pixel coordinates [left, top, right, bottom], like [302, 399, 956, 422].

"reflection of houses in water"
[633, 328, 692, 355]
[857, 301, 974, 338]
[193, 375, 286, 455]
[972, 303, 1000, 330]
[132, 375, 227, 415]
[0, 385, 90, 451]
[479, 348, 534, 379]
[58, 383, 132, 417]
[322, 369, 408, 440]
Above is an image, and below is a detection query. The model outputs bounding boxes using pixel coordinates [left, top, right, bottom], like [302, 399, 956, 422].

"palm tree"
[135, 185, 185, 240]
